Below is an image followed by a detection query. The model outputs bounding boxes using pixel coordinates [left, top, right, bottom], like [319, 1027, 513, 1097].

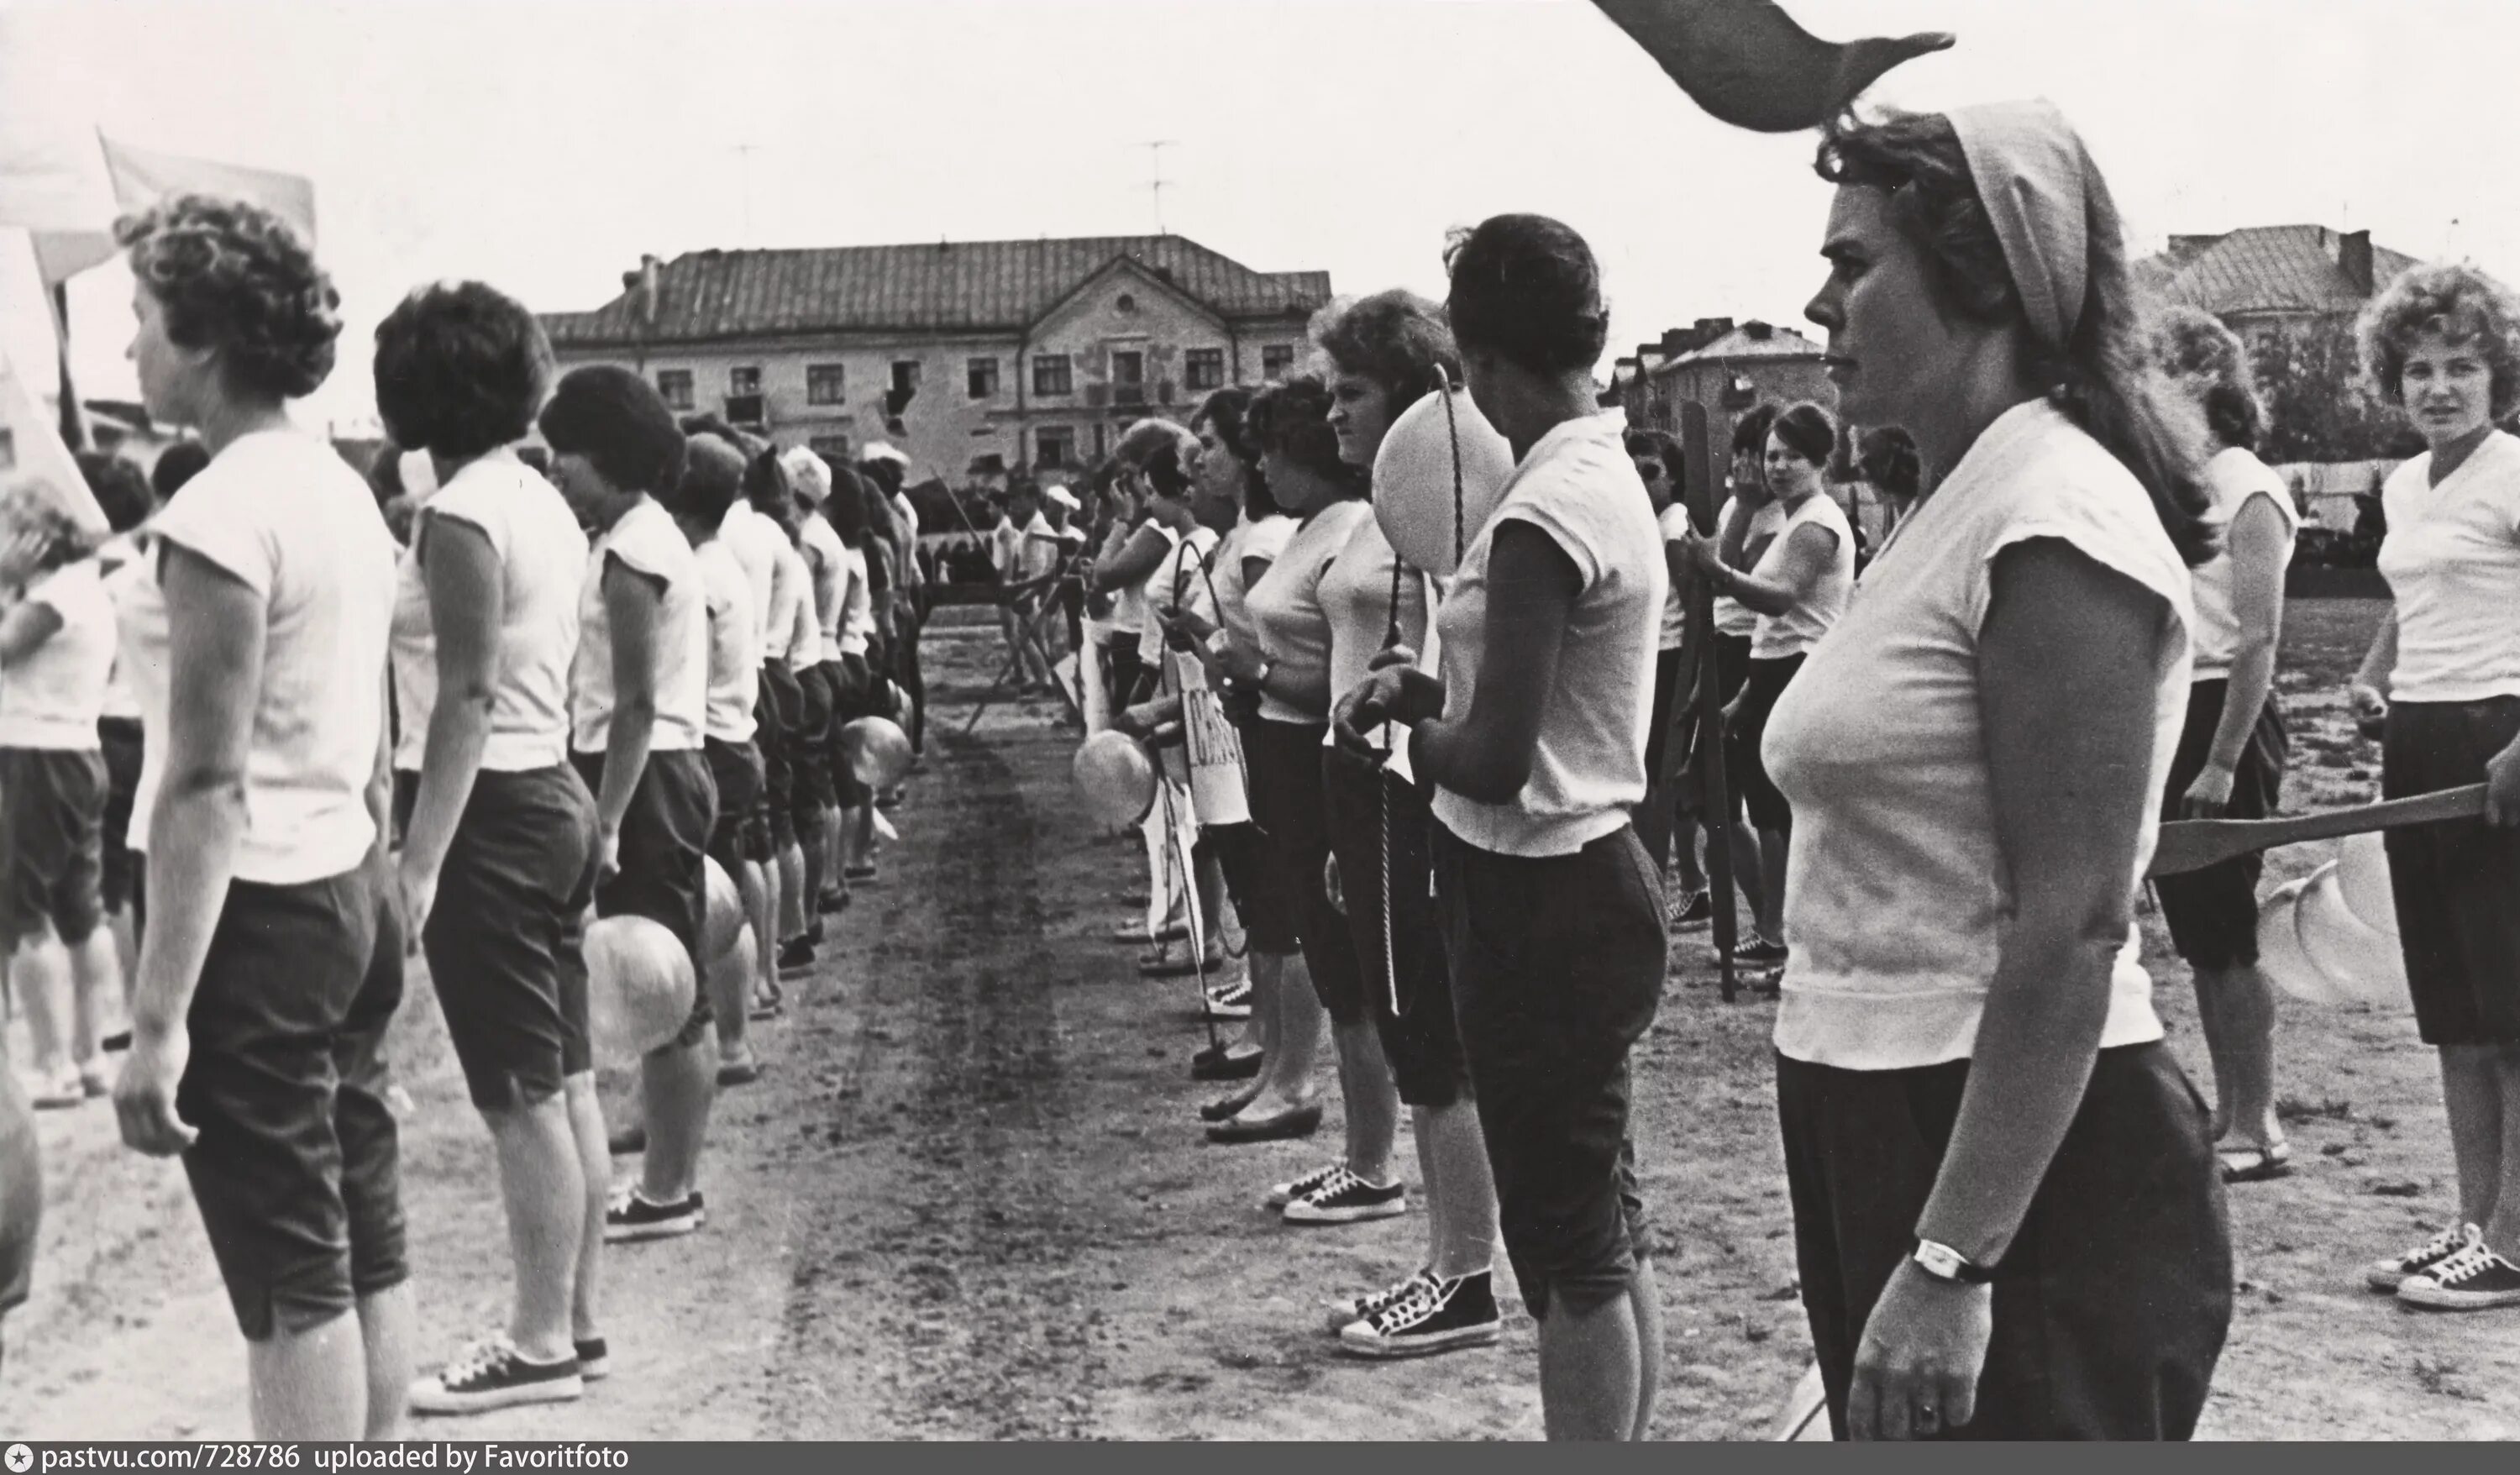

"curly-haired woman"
[108, 193, 409, 1440]
[2349, 261, 2520, 1312]
[0, 480, 121, 1112]
[2147, 306, 2299, 1188]
[1765, 102, 2230, 1439]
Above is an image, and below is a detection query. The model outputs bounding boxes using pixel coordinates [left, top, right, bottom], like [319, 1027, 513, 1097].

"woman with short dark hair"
[108, 193, 410, 1439]
[1341, 215, 1668, 1437]
[375, 282, 611, 1414]
[2148, 306, 2298, 1189]
[2349, 260, 2520, 1310]
[1762, 102, 2230, 1438]
[1856, 426, 1924, 544]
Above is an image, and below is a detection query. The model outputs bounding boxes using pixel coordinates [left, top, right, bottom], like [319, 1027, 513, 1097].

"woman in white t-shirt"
[1626, 428, 1713, 925]
[1677, 402, 1852, 968]
[0, 486, 122, 1110]
[371, 283, 609, 1415]
[1341, 216, 1667, 1440]
[108, 195, 409, 1440]
[538, 366, 720, 1250]
[2148, 307, 2300, 1187]
[2348, 261, 2520, 1311]
[1762, 102, 2229, 1439]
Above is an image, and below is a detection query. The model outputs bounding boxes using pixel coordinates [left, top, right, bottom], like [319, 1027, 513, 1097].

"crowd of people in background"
[6, 84, 2520, 1446]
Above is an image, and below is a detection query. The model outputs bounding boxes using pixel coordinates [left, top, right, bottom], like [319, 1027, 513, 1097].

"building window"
[729, 365, 761, 395]
[810, 433, 852, 461]
[805, 364, 846, 406]
[967, 357, 1000, 400]
[1035, 425, 1077, 468]
[890, 360, 921, 395]
[1261, 344, 1295, 380]
[1116, 292, 1137, 313]
[1184, 349, 1225, 391]
[655, 370, 693, 410]
[1032, 354, 1073, 396]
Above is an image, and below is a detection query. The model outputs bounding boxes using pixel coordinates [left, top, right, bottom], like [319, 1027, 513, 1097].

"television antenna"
[1137, 140, 1179, 235]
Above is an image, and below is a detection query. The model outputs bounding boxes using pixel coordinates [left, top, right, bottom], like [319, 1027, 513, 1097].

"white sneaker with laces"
[410, 1335, 584, 1415]
[2397, 1239, 2520, 1310]
[2366, 1222, 2480, 1293]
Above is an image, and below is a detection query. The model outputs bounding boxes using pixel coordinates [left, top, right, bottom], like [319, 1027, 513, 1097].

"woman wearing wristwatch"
[1759, 102, 2231, 1439]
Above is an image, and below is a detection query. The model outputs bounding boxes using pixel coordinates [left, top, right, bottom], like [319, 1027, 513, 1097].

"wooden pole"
[1677, 402, 1738, 1001]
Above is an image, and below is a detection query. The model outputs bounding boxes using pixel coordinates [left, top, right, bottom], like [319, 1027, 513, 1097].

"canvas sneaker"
[2397, 1240, 2520, 1310]
[1337, 1271, 1504, 1358]
[1667, 889, 1714, 932]
[605, 1187, 706, 1243]
[1325, 1268, 1434, 1331]
[1204, 976, 1253, 1020]
[410, 1336, 583, 1415]
[1266, 1162, 1344, 1210]
[2365, 1222, 2480, 1293]
[1282, 1166, 1407, 1225]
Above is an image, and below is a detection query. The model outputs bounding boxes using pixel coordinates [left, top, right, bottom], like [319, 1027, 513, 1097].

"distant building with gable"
[1604, 317, 1835, 459]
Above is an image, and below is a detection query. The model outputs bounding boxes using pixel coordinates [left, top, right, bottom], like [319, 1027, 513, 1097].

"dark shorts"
[1777, 1042, 2232, 1441]
[703, 737, 772, 869]
[1731, 654, 1804, 833]
[1434, 822, 1664, 1320]
[422, 764, 601, 1111]
[790, 662, 837, 816]
[0, 747, 107, 952]
[1714, 632, 1754, 704]
[571, 748, 718, 1052]
[1324, 752, 1469, 1108]
[2383, 698, 2520, 1045]
[178, 864, 410, 1341]
[98, 717, 144, 916]
[1243, 718, 1364, 1024]
[759, 662, 801, 850]
[2155, 680, 2286, 969]
[825, 658, 873, 808]
[1205, 736, 1301, 956]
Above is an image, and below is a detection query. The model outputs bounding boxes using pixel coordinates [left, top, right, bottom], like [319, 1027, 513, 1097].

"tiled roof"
[2138, 225, 2418, 318]
[1658, 322, 1824, 369]
[543, 234, 1331, 346]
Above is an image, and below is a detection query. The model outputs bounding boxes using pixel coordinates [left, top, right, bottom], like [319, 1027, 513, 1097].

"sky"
[8, 0, 2520, 436]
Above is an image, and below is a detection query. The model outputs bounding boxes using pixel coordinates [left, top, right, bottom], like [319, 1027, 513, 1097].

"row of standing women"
[0, 192, 929, 1434]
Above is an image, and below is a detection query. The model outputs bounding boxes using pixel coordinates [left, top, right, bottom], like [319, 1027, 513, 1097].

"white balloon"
[1371, 386, 1517, 577]
[2298, 867, 2411, 1010]
[2256, 876, 2347, 1007]
[841, 716, 914, 790]
[585, 915, 697, 1064]
[1073, 730, 1155, 828]
[2334, 831, 2398, 936]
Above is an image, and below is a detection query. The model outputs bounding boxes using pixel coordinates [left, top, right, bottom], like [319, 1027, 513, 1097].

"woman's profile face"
[2400, 328, 2496, 450]
[1327, 370, 1397, 469]
[549, 451, 616, 528]
[1193, 419, 1246, 507]
[1804, 185, 1957, 428]
[1766, 433, 1824, 499]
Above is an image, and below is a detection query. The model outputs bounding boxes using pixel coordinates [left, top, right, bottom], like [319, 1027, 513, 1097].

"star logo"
[6, 1443, 34, 1472]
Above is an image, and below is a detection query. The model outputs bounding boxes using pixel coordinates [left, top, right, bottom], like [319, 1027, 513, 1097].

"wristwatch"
[1911, 1237, 1995, 1285]
[1250, 660, 1273, 692]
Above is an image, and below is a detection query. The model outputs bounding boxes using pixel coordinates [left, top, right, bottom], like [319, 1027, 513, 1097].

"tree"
[2248, 318, 2421, 464]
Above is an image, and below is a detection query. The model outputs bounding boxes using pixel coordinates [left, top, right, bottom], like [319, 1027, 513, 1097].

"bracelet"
[1911, 1237, 1995, 1285]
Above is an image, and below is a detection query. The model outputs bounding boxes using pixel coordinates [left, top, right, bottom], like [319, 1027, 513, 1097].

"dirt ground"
[3, 600, 2516, 1441]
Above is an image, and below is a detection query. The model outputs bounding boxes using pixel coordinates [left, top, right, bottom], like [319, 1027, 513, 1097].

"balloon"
[585, 915, 696, 1064]
[1073, 730, 1156, 828]
[702, 857, 746, 963]
[2334, 832, 2398, 935]
[2298, 865, 2410, 1010]
[1372, 386, 1518, 578]
[1770, 1362, 1830, 1441]
[1587, 1, 1956, 134]
[2256, 877, 2347, 1007]
[841, 716, 914, 790]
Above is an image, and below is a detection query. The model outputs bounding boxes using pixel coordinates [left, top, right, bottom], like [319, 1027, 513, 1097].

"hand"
[1672, 525, 1727, 580]
[596, 824, 622, 884]
[113, 1024, 199, 1157]
[1115, 702, 1160, 738]
[0, 528, 48, 588]
[396, 855, 438, 950]
[1845, 1260, 1992, 1441]
[2349, 680, 2388, 740]
[2487, 739, 2520, 827]
[2180, 761, 2237, 819]
[1216, 638, 1267, 688]
[1155, 606, 1217, 646]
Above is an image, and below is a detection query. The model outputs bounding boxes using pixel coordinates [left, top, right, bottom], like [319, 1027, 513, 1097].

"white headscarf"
[1947, 99, 2097, 354]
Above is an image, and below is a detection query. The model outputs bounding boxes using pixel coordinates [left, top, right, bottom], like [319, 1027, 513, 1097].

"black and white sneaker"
[604, 1187, 706, 1242]
[2366, 1223, 2479, 1292]
[1325, 1268, 1434, 1331]
[1337, 1271, 1504, 1359]
[1204, 977, 1253, 1020]
[1266, 1162, 1344, 1210]
[2397, 1240, 2520, 1310]
[1667, 889, 1713, 932]
[575, 1337, 610, 1381]
[1727, 936, 1788, 968]
[1282, 1166, 1407, 1225]
[410, 1336, 583, 1415]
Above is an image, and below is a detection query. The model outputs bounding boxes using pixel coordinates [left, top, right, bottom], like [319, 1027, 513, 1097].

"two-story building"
[538, 234, 1331, 485]
[1607, 318, 1835, 456]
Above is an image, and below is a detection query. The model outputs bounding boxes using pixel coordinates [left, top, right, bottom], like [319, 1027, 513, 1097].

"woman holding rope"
[1340, 216, 1667, 1437]
[1761, 102, 2230, 1438]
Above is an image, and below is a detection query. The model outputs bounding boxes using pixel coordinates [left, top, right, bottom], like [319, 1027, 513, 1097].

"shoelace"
[1302, 1168, 1365, 1204]
[441, 1336, 516, 1387]
[2402, 1225, 2479, 1269]
[2424, 1242, 2511, 1287]
[1371, 1278, 1446, 1332]
[1354, 1269, 1436, 1322]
